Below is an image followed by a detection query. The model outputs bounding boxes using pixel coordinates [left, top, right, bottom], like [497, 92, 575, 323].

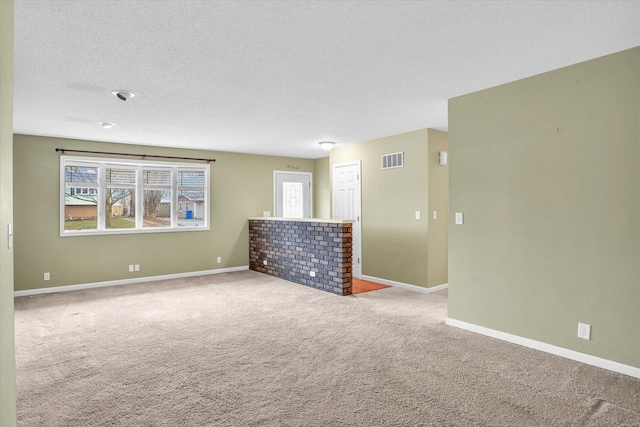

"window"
[61, 156, 210, 236]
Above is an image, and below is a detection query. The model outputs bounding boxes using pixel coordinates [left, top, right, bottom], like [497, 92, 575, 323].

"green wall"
[13, 135, 317, 291]
[448, 47, 640, 368]
[313, 156, 330, 219]
[427, 129, 449, 287]
[330, 129, 448, 288]
[0, 0, 17, 424]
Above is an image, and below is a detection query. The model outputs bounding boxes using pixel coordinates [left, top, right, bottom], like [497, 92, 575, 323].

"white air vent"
[381, 152, 404, 169]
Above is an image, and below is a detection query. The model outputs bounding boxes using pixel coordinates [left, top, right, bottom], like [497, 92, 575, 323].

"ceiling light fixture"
[319, 141, 335, 151]
[112, 90, 135, 101]
[100, 122, 115, 129]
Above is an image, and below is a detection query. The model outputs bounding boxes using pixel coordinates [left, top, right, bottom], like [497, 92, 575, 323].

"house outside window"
[61, 156, 210, 236]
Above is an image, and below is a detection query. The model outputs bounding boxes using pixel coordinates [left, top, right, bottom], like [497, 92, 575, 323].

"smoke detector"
[112, 90, 135, 101]
[100, 122, 115, 129]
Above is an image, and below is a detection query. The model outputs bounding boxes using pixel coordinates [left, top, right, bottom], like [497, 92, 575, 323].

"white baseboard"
[14, 266, 250, 297]
[360, 275, 448, 294]
[445, 317, 640, 380]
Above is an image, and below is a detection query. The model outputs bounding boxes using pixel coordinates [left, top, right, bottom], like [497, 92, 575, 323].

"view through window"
[61, 156, 209, 235]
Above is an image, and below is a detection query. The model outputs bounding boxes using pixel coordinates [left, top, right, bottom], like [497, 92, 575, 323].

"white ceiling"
[13, 1, 640, 159]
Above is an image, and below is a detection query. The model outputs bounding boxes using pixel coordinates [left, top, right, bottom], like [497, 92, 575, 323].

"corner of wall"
[0, 0, 17, 423]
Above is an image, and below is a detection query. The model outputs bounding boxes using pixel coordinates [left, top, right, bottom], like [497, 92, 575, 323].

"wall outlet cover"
[578, 322, 591, 340]
[263, 259, 268, 265]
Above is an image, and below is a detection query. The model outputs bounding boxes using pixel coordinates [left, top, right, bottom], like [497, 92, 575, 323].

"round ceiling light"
[319, 141, 335, 150]
[100, 122, 115, 129]
[112, 90, 135, 101]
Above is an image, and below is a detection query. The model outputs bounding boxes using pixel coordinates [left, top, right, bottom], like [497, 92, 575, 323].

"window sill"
[60, 226, 210, 237]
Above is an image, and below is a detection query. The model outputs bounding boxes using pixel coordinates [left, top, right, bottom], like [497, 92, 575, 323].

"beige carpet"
[14, 270, 640, 426]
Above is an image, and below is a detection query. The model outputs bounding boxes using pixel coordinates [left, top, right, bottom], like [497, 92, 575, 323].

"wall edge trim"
[361, 275, 448, 293]
[445, 317, 640, 379]
[14, 266, 250, 297]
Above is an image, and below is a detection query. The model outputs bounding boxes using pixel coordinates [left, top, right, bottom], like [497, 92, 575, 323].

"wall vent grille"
[381, 152, 404, 169]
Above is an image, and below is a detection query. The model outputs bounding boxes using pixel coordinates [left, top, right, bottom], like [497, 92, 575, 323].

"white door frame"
[273, 171, 313, 218]
[332, 161, 362, 278]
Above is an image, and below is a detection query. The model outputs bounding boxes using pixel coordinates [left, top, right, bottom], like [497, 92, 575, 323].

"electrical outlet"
[578, 322, 591, 340]
[455, 212, 464, 225]
[129, 265, 134, 272]
[217, 256, 222, 264]
[263, 259, 268, 265]
[134, 264, 140, 272]
[310, 271, 316, 277]
[44, 272, 50, 281]
[415, 211, 421, 220]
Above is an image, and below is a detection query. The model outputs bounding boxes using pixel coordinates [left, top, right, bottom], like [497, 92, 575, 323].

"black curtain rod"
[55, 148, 216, 163]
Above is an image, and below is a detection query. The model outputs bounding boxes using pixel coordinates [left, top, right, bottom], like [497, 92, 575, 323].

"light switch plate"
[455, 212, 464, 225]
[415, 211, 421, 220]
[433, 211, 437, 220]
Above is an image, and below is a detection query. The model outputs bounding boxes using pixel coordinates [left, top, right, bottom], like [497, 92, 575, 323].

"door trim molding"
[273, 170, 313, 218]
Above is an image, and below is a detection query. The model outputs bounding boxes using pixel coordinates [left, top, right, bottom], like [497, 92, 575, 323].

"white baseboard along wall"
[14, 266, 250, 297]
[361, 275, 448, 294]
[445, 317, 640, 380]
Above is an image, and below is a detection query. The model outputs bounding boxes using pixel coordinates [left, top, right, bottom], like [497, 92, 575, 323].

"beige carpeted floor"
[14, 271, 640, 426]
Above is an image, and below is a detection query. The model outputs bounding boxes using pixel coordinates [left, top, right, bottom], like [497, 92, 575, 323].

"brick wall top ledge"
[249, 217, 354, 224]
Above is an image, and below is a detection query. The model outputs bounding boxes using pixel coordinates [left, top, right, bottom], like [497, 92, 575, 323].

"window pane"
[177, 170, 205, 227]
[105, 168, 136, 229]
[143, 170, 171, 188]
[282, 182, 303, 218]
[106, 188, 135, 229]
[64, 166, 98, 230]
[143, 189, 171, 227]
[106, 168, 136, 187]
[143, 169, 171, 228]
[65, 166, 98, 185]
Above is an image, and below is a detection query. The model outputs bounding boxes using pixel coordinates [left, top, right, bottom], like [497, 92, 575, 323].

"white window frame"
[60, 155, 210, 236]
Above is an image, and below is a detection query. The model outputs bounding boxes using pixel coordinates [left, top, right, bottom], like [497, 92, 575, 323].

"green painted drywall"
[330, 130, 430, 287]
[448, 47, 640, 368]
[427, 129, 448, 287]
[313, 156, 330, 219]
[0, 0, 17, 425]
[13, 135, 315, 291]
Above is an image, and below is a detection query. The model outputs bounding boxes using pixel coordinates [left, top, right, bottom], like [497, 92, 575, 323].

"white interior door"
[332, 161, 361, 278]
[274, 171, 312, 218]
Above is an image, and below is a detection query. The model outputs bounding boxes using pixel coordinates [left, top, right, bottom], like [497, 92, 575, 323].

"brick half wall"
[249, 219, 353, 295]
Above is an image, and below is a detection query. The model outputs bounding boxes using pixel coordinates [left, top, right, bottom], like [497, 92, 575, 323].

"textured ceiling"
[13, 1, 640, 159]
